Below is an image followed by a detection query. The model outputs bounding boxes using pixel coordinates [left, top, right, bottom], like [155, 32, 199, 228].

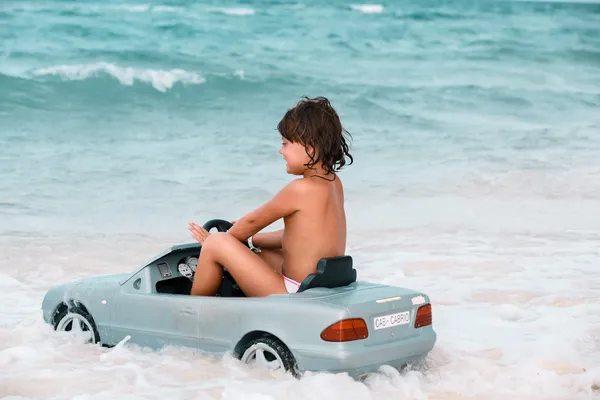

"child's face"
[279, 137, 312, 175]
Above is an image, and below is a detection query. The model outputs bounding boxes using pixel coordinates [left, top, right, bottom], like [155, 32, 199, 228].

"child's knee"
[203, 232, 227, 250]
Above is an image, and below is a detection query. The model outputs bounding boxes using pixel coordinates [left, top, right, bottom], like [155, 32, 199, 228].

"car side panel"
[74, 281, 120, 343]
[108, 290, 201, 350]
[46, 275, 124, 342]
[197, 297, 246, 353]
[204, 287, 437, 376]
[41, 282, 85, 324]
[199, 295, 348, 357]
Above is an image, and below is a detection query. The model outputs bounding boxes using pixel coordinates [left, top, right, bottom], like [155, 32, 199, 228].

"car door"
[107, 268, 201, 351]
[197, 296, 245, 354]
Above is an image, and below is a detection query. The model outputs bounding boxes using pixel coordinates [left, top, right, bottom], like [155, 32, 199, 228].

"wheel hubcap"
[56, 313, 95, 343]
[241, 343, 284, 371]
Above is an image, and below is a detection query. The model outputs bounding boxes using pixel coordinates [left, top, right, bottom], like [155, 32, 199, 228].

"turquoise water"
[2, 0, 599, 234]
[1, 1, 600, 399]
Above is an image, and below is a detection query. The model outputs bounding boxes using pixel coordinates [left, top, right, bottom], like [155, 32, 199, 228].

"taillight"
[320, 318, 369, 342]
[414, 304, 432, 328]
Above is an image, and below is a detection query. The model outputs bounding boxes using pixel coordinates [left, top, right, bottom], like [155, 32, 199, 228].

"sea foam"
[31, 63, 205, 92]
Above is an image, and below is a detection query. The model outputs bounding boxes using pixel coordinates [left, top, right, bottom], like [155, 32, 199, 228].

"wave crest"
[208, 7, 255, 16]
[350, 4, 384, 13]
[31, 62, 204, 92]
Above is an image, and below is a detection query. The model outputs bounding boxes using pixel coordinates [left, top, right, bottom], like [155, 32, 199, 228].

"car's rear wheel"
[240, 336, 298, 376]
[53, 305, 99, 344]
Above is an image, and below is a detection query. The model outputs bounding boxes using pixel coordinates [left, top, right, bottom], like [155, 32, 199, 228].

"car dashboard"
[151, 250, 200, 295]
[151, 249, 246, 297]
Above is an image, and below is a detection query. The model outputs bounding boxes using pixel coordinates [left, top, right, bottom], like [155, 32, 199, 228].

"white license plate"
[373, 311, 410, 330]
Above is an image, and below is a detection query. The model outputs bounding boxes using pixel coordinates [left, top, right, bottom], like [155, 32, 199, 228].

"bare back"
[281, 175, 346, 282]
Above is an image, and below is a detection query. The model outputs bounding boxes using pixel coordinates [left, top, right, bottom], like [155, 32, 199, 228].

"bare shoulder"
[284, 177, 319, 192]
[299, 175, 345, 200]
[335, 174, 344, 192]
[278, 177, 322, 200]
[282, 175, 344, 194]
[281, 177, 311, 194]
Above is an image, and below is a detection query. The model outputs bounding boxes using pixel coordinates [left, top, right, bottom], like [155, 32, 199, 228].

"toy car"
[41, 219, 437, 378]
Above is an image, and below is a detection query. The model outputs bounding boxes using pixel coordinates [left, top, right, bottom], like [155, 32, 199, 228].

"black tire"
[240, 336, 299, 377]
[53, 304, 100, 344]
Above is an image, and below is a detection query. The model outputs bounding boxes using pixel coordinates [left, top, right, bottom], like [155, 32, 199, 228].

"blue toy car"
[41, 219, 437, 378]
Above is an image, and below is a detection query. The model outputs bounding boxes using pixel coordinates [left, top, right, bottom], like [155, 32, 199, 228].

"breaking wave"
[30, 63, 205, 92]
[350, 4, 384, 13]
[207, 7, 256, 16]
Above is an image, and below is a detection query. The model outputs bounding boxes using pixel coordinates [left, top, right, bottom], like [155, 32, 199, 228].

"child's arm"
[252, 229, 283, 250]
[230, 219, 283, 249]
[226, 179, 303, 243]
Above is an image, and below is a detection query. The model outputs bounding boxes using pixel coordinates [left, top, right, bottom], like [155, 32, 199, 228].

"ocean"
[1, 0, 599, 398]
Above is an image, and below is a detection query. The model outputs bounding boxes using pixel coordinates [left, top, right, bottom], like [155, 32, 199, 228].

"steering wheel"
[202, 219, 233, 233]
[180, 218, 248, 293]
[202, 219, 251, 248]
[199, 218, 248, 297]
[179, 219, 235, 281]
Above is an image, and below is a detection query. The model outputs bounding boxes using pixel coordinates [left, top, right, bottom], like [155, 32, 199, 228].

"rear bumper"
[292, 328, 436, 378]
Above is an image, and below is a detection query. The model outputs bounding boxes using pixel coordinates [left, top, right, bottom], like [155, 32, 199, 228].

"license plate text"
[374, 311, 410, 330]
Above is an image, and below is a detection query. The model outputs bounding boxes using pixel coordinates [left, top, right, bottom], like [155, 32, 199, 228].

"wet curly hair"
[277, 96, 353, 176]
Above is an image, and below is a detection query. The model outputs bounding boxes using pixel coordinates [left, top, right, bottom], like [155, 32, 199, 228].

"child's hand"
[188, 222, 211, 245]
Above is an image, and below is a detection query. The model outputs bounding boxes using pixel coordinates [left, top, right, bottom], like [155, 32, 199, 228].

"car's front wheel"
[240, 336, 298, 376]
[53, 305, 99, 344]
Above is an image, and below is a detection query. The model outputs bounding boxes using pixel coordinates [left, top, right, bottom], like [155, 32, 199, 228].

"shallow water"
[1, 0, 600, 398]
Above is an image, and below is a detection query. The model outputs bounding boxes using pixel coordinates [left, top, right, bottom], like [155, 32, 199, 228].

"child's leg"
[191, 233, 288, 297]
[257, 249, 284, 274]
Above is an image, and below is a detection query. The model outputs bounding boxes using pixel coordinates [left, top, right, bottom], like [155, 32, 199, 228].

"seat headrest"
[297, 255, 356, 293]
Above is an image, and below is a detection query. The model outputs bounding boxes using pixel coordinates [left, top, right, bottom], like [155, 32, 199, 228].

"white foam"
[3, 3, 180, 13]
[234, 69, 245, 80]
[1, 192, 599, 399]
[209, 7, 256, 16]
[31, 62, 205, 92]
[350, 4, 384, 13]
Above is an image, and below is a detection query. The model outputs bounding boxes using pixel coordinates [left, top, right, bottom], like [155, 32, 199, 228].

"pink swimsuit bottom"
[282, 275, 300, 293]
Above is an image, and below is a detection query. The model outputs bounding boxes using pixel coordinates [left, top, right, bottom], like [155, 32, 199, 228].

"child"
[188, 96, 353, 297]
